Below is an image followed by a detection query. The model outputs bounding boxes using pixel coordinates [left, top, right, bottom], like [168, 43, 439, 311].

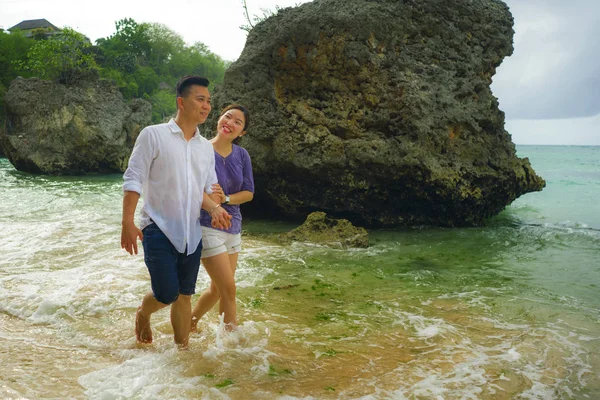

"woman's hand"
[210, 205, 232, 230]
[211, 183, 226, 203]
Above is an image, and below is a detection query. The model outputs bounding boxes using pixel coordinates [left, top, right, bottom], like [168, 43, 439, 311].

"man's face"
[180, 85, 211, 124]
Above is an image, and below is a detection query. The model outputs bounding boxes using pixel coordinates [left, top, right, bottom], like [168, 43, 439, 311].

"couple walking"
[120, 75, 254, 347]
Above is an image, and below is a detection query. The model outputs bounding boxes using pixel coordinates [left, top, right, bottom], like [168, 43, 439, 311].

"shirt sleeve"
[241, 148, 255, 193]
[204, 148, 217, 194]
[123, 128, 155, 195]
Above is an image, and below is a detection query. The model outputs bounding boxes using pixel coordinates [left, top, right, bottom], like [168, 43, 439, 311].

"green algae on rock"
[278, 212, 369, 248]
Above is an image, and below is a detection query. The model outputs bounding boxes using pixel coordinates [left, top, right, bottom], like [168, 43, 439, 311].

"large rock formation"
[1, 77, 151, 174]
[208, 0, 545, 227]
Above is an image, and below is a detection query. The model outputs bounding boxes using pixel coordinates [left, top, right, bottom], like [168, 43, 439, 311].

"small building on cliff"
[8, 19, 61, 39]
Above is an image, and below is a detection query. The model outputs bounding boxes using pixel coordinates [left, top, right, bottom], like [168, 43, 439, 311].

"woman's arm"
[225, 148, 254, 205]
[211, 184, 253, 205]
[211, 148, 255, 206]
[224, 190, 254, 205]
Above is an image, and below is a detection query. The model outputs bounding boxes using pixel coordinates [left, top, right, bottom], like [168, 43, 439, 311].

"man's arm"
[200, 148, 232, 229]
[121, 128, 153, 255]
[121, 191, 143, 255]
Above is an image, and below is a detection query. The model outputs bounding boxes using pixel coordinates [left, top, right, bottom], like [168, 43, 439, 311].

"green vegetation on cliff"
[16, 28, 96, 84]
[0, 18, 228, 124]
[0, 29, 33, 131]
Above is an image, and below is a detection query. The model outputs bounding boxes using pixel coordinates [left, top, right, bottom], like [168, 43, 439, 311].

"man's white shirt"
[123, 119, 217, 255]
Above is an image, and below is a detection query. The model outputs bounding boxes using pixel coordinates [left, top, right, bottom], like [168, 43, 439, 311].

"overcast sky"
[0, 0, 598, 145]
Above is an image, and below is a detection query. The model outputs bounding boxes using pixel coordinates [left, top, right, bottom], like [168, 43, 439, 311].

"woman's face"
[217, 109, 246, 140]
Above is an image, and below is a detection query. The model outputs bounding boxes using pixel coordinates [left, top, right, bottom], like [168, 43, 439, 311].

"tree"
[240, 0, 286, 32]
[147, 89, 176, 122]
[92, 18, 229, 121]
[133, 66, 160, 96]
[0, 30, 33, 126]
[111, 18, 151, 57]
[167, 41, 228, 88]
[145, 23, 186, 73]
[19, 28, 97, 83]
[95, 19, 151, 74]
[0, 29, 32, 87]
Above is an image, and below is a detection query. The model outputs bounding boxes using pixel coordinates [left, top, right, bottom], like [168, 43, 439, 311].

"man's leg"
[175, 240, 202, 345]
[138, 223, 180, 344]
[171, 294, 192, 346]
[136, 292, 168, 343]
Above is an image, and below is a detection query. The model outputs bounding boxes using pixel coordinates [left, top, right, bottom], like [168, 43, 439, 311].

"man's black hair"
[176, 75, 210, 98]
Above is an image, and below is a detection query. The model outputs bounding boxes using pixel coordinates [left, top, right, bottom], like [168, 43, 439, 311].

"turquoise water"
[0, 146, 598, 399]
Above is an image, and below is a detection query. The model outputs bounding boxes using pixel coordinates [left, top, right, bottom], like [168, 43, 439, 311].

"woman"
[192, 104, 254, 332]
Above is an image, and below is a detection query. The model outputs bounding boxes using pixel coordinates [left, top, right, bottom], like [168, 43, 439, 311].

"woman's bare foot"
[135, 307, 153, 344]
[190, 316, 199, 333]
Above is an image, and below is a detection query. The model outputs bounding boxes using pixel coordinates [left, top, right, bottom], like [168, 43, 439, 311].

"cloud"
[506, 114, 600, 145]
[492, 0, 600, 120]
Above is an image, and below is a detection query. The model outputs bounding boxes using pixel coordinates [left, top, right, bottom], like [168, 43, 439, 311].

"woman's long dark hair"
[219, 104, 250, 145]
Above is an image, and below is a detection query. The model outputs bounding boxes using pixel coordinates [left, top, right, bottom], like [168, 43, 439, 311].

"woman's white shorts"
[201, 226, 242, 258]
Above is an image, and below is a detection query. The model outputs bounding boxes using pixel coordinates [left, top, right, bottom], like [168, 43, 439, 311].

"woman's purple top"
[200, 144, 254, 234]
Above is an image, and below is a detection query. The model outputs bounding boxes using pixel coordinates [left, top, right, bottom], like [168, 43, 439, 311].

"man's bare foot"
[190, 316, 199, 333]
[135, 307, 153, 344]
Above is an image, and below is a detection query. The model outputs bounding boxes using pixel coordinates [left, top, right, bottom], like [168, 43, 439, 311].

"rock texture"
[208, 0, 545, 227]
[278, 212, 369, 248]
[1, 77, 151, 174]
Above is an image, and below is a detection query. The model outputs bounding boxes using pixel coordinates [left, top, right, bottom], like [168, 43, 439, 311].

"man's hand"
[121, 221, 143, 255]
[210, 205, 232, 230]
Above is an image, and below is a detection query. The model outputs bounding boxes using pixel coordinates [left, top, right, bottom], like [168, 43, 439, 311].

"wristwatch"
[224, 195, 230, 205]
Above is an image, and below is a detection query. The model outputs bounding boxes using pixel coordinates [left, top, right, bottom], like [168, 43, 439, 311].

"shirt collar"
[168, 118, 200, 140]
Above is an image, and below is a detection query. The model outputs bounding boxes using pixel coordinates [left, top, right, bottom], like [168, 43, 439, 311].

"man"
[121, 75, 231, 347]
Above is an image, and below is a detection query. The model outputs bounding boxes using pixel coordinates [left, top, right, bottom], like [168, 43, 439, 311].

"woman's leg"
[217, 252, 239, 320]
[228, 252, 239, 275]
[191, 252, 240, 331]
[191, 274, 220, 332]
[197, 252, 237, 329]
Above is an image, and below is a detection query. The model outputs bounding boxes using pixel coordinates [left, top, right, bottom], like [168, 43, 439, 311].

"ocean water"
[0, 145, 598, 399]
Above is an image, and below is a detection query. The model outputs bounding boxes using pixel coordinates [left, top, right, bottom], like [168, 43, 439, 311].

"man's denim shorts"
[141, 223, 202, 305]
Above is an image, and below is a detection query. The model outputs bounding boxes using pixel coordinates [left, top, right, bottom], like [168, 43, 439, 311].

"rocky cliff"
[208, 0, 545, 227]
[1, 77, 151, 174]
